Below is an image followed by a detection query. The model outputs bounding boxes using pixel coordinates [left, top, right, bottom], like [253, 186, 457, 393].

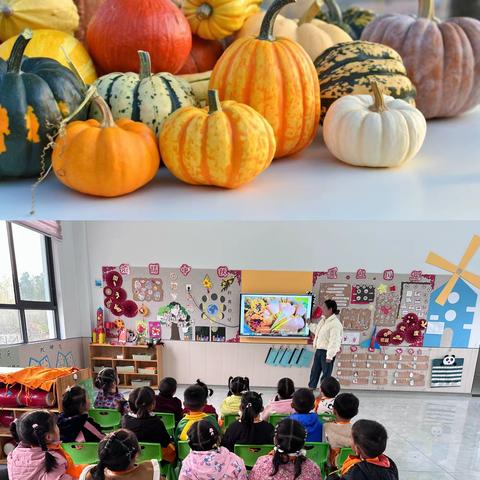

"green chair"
[234, 444, 274, 469]
[62, 443, 99, 465]
[336, 447, 355, 468]
[318, 412, 336, 423]
[177, 440, 191, 461]
[138, 442, 162, 463]
[154, 412, 176, 436]
[222, 414, 239, 431]
[268, 414, 288, 427]
[89, 408, 121, 430]
[305, 442, 329, 475]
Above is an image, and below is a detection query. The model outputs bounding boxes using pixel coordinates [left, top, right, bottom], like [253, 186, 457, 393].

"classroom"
[0, 220, 478, 480]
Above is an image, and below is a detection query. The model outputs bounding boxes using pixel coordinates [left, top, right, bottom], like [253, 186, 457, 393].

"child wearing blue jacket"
[289, 388, 323, 442]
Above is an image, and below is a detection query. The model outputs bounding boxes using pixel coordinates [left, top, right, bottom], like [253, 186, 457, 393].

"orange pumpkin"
[159, 90, 275, 188]
[52, 96, 160, 197]
[177, 35, 224, 74]
[209, 0, 320, 158]
[362, 0, 480, 118]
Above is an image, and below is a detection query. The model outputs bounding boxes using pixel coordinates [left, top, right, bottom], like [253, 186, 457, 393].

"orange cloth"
[0, 367, 75, 392]
[49, 443, 86, 478]
[162, 443, 176, 463]
[341, 454, 391, 475]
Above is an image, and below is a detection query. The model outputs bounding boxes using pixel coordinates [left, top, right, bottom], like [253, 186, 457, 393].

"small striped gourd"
[91, 51, 197, 135]
[315, 40, 416, 123]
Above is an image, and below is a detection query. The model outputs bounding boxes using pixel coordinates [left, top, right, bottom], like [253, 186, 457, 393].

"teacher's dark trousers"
[308, 349, 335, 389]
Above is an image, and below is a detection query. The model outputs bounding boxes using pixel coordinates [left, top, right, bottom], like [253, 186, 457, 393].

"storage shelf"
[122, 372, 158, 376]
[91, 357, 115, 361]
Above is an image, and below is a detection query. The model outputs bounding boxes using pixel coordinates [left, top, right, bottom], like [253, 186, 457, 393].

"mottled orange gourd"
[209, 0, 320, 159]
[159, 90, 275, 189]
[52, 96, 160, 197]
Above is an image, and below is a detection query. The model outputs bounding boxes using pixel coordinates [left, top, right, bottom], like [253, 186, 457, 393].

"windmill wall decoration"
[426, 235, 480, 306]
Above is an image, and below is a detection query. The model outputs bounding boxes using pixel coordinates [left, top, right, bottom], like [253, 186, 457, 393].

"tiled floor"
[175, 385, 480, 480]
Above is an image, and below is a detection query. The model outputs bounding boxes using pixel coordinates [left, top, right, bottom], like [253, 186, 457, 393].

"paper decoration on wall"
[383, 270, 394, 281]
[431, 355, 464, 387]
[351, 285, 375, 304]
[102, 266, 117, 282]
[426, 235, 480, 305]
[376, 313, 426, 347]
[374, 291, 400, 326]
[157, 302, 192, 341]
[148, 321, 162, 339]
[135, 320, 147, 338]
[132, 278, 164, 302]
[377, 284, 388, 294]
[424, 278, 478, 348]
[220, 276, 236, 292]
[119, 264, 131, 275]
[356, 269, 366, 279]
[217, 266, 229, 278]
[317, 283, 350, 308]
[105, 270, 122, 288]
[148, 263, 160, 275]
[399, 282, 432, 318]
[123, 300, 138, 318]
[180, 264, 192, 276]
[340, 308, 371, 330]
[265, 347, 313, 367]
[211, 327, 226, 342]
[138, 305, 150, 317]
[199, 292, 227, 322]
[195, 326, 210, 341]
[202, 274, 212, 292]
[343, 331, 360, 345]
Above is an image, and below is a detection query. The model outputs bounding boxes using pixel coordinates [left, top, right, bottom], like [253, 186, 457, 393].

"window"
[0, 222, 59, 344]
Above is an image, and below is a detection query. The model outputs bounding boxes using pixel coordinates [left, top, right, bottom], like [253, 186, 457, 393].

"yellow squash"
[0, 29, 97, 84]
[0, 0, 79, 41]
[159, 90, 275, 188]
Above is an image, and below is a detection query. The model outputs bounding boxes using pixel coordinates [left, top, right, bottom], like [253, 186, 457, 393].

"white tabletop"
[2, 107, 479, 221]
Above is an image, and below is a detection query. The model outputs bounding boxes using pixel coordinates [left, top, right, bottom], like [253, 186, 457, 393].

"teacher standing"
[308, 300, 343, 389]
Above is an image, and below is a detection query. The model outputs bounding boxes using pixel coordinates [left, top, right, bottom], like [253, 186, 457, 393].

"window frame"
[0, 222, 59, 344]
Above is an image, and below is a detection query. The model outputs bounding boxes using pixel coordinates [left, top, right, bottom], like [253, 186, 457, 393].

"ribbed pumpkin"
[323, 82, 427, 168]
[362, 0, 480, 118]
[53, 96, 160, 197]
[87, 0, 192, 74]
[235, 0, 352, 61]
[159, 90, 275, 188]
[0, 0, 79, 41]
[210, 0, 320, 159]
[183, 0, 261, 40]
[73, 0, 105, 43]
[0, 30, 86, 179]
[315, 0, 375, 39]
[91, 51, 197, 135]
[315, 41, 416, 123]
[0, 29, 97, 84]
[177, 35, 224, 74]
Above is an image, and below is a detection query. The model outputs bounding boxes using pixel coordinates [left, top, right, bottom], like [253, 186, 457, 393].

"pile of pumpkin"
[0, 0, 479, 196]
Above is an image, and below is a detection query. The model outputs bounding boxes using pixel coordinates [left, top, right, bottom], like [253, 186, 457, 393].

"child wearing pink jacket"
[262, 378, 296, 421]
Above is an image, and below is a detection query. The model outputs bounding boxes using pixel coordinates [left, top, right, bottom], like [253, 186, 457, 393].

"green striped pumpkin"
[315, 41, 416, 123]
[90, 50, 197, 136]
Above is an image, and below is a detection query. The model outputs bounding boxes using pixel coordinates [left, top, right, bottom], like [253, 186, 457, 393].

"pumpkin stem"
[196, 3, 213, 19]
[7, 29, 32, 74]
[138, 50, 152, 80]
[299, 0, 324, 25]
[369, 81, 387, 113]
[208, 90, 222, 114]
[93, 96, 117, 128]
[324, 0, 343, 23]
[258, 0, 296, 41]
[418, 0, 434, 19]
[0, 4, 13, 16]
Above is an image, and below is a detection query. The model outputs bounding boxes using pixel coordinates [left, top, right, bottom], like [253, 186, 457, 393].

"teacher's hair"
[324, 299, 340, 315]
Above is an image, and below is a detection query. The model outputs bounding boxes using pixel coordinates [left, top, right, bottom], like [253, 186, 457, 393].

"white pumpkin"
[323, 81, 427, 168]
[235, 0, 352, 61]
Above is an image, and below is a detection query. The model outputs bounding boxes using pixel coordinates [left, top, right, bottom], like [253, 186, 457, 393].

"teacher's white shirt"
[309, 314, 343, 360]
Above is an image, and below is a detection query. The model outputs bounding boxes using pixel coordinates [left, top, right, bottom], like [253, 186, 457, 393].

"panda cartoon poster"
[430, 355, 464, 387]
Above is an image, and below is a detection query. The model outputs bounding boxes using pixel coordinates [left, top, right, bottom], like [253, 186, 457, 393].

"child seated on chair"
[220, 376, 250, 418]
[250, 418, 321, 480]
[183, 379, 218, 419]
[176, 384, 220, 441]
[262, 378, 296, 421]
[324, 393, 359, 467]
[79, 429, 160, 480]
[289, 388, 323, 442]
[94, 367, 125, 409]
[58, 386, 105, 443]
[121, 386, 176, 463]
[315, 377, 340, 414]
[222, 391, 274, 452]
[327, 420, 398, 480]
[155, 377, 183, 425]
[179, 420, 247, 480]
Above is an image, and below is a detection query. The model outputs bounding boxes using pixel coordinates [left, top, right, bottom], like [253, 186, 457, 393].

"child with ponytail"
[220, 376, 250, 418]
[80, 429, 160, 480]
[179, 420, 247, 480]
[121, 387, 176, 463]
[222, 391, 274, 452]
[8, 410, 80, 480]
[94, 368, 125, 409]
[250, 418, 321, 480]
